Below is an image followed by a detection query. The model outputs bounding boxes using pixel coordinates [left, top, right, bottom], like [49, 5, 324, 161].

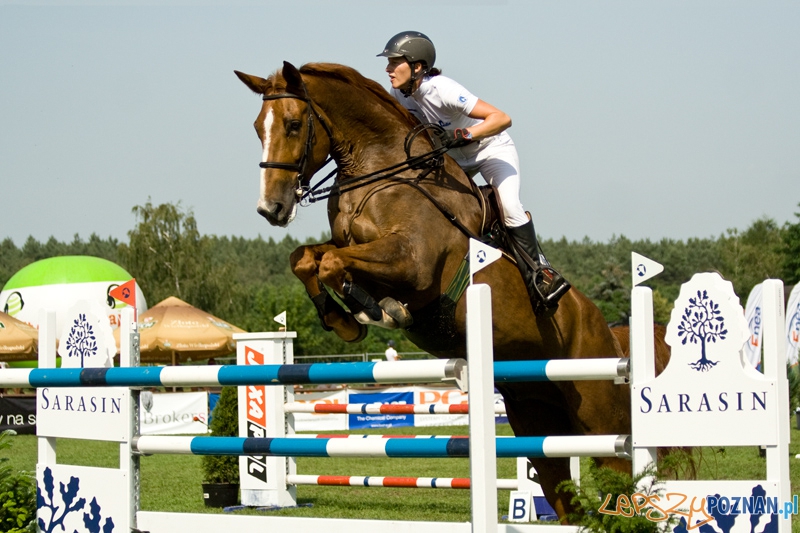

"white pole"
[466, 284, 497, 532]
[37, 311, 57, 466]
[630, 286, 657, 479]
[761, 279, 791, 533]
[121, 307, 139, 532]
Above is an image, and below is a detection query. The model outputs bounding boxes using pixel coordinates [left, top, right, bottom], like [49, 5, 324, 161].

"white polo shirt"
[390, 74, 514, 162]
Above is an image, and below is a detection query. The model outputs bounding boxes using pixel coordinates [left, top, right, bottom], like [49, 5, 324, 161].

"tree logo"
[65, 313, 98, 368]
[677, 290, 727, 372]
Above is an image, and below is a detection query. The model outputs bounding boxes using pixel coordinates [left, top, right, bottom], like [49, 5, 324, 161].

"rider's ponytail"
[428, 67, 441, 77]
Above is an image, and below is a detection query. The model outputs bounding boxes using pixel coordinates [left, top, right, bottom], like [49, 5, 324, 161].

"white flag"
[631, 252, 664, 287]
[786, 283, 800, 366]
[274, 311, 287, 327]
[742, 283, 763, 368]
[469, 238, 502, 283]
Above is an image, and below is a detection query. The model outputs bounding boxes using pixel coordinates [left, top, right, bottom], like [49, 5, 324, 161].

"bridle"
[254, 85, 480, 240]
[257, 88, 446, 205]
[258, 90, 334, 201]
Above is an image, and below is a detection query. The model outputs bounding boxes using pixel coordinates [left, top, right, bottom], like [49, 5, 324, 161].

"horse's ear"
[282, 61, 307, 97]
[234, 70, 269, 96]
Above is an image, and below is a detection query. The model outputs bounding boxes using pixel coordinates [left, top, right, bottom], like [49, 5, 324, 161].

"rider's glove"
[438, 128, 474, 149]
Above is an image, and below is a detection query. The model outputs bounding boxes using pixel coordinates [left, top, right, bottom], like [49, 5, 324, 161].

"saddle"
[475, 184, 515, 257]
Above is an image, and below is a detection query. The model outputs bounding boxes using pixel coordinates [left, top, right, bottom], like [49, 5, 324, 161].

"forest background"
[1, 200, 799, 357]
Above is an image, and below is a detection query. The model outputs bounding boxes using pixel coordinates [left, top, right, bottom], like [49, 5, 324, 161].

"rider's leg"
[506, 217, 571, 308]
[473, 146, 570, 309]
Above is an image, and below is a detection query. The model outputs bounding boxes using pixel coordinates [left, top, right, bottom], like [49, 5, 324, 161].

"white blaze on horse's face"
[258, 107, 274, 212]
[257, 104, 298, 226]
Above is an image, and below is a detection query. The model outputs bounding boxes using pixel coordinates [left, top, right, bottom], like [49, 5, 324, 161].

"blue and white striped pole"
[0, 359, 465, 388]
[0, 357, 628, 388]
[494, 358, 628, 382]
[132, 434, 631, 459]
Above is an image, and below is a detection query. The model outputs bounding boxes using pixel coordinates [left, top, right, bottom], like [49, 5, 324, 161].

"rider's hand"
[438, 128, 474, 149]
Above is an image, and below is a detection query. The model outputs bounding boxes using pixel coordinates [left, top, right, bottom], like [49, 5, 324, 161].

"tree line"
[1, 200, 798, 357]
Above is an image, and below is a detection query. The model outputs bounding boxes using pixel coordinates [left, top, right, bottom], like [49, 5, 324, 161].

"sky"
[1, 1, 798, 249]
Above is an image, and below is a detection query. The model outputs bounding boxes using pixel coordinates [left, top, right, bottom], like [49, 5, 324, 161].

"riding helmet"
[377, 31, 436, 70]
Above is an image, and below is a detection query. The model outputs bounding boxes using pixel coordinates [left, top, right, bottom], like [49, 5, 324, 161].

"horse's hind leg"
[290, 243, 367, 342]
[500, 384, 578, 523]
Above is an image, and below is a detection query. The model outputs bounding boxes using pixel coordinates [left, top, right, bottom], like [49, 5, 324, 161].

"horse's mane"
[298, 62, 419, 129]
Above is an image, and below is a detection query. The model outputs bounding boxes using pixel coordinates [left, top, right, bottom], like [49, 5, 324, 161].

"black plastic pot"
[202, 483, 239, 507]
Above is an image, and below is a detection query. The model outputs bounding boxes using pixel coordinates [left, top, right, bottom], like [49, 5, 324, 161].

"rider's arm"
[464, 99, 511, 140]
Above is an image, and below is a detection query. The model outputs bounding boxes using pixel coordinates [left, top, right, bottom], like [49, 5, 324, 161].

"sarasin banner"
[632, 273, 778, 447]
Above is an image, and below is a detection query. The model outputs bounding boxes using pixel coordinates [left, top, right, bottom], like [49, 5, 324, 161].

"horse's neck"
[309, 82, 413, 171]
[309, 78, 483, 235]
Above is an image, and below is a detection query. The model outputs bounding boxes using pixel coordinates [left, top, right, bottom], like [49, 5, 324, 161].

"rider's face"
[386, 57, 418, 90]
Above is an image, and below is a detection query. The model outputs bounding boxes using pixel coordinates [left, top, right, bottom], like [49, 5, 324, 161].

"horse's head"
[235, 62, 331, 227]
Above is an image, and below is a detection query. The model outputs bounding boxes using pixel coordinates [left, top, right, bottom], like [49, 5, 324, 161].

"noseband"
[258, 91, 333, 200]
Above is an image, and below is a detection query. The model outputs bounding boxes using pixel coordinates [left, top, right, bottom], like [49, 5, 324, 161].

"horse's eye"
[288, 120, 302, 133]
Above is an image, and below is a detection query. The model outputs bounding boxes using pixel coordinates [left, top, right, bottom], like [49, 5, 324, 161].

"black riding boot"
[507, 219, 571, 312]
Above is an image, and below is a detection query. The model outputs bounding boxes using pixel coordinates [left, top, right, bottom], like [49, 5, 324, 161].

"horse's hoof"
[343, 322, 369, 343]
[379, 297, 414, 329]
[354, 309, 401, 330]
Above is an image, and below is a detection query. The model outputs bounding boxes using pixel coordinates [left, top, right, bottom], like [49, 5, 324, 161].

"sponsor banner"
[349, 391, 414, 429]
[414, 387, 506, 427]
[293, 390, 348, 431]
[0, 396, 36, 435]
[415, 386, 469, 427]
[140, 391, 208, 435]
[291, 386, 505, 430]
[632, 273, 776, 447]
[786, 283, 800, 366]
[743, 283, 763, 368]
[243, 347, 268, 484]
[37, 386, 130, 442]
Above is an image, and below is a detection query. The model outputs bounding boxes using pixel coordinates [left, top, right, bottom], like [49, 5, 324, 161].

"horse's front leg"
[290, 242, 368, 342]
[316, 235, 420, 330]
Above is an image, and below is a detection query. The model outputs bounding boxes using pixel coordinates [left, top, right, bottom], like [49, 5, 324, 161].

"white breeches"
[452, 139, 528, 228]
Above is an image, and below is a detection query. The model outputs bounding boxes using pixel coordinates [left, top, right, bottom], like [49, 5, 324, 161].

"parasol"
[114, 296, 245, 365]
[0, 311, 39, 362]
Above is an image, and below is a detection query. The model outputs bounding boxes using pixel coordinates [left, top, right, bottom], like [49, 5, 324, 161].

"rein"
[258, 92, 480, 240]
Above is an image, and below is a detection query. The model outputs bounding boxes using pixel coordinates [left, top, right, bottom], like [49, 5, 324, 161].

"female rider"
[377, 31, 570, 312]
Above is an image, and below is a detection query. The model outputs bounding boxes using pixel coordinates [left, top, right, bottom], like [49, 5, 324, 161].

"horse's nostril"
[257, 202, 283, 220]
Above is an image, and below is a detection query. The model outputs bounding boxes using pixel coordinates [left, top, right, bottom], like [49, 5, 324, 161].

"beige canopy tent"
[115, 296, 245, 365]
[0, 311, 39, 362]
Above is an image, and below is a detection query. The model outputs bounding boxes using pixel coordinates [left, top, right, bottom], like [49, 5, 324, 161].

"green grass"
[4, 423, 800, 529]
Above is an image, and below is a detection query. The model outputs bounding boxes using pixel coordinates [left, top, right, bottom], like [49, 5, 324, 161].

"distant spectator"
[384, 340, 400, 362]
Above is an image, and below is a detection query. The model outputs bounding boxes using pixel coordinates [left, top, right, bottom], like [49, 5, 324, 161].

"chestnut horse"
[235, 61, 634, 519]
